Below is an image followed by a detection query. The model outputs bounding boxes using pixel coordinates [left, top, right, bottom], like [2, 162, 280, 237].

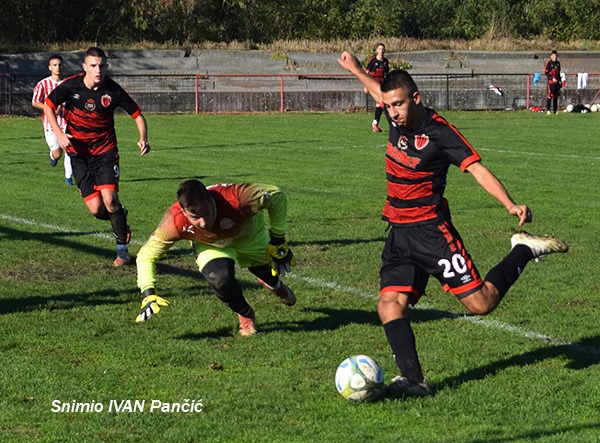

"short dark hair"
[85, 46, 107, 60]
[381, 69, 419, 95]
[551, 50, 558, 55]
[48, 54, 63, 64]
[177, 179, 210, 214]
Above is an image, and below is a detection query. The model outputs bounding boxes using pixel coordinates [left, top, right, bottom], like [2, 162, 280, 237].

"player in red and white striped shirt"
[32, 54, 73, 185]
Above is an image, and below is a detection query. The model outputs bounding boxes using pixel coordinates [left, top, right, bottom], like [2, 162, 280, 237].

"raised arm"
[337, 51, 384, 104]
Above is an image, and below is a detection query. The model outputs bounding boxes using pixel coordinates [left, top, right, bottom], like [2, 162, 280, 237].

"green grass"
[1, 111, 599, 442]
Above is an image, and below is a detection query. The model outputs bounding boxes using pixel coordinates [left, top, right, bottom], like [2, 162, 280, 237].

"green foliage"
[0, 112, 599, 441]
[1, 0, 600, 46]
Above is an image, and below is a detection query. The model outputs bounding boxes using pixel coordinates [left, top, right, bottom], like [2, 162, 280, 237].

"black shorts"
[70, 151, 120, 201]
[380, 221, 483, 304]
[547, 81, 561, 98]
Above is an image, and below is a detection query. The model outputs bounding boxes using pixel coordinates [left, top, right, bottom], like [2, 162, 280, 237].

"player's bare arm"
[466, 161, 532, 226]
[134, 114, 150, 155]
[337, 51, 383, 104]
[32, 101, 45, 112]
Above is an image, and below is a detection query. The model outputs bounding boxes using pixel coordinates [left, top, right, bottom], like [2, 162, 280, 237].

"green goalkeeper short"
[193, 213, 270, 272]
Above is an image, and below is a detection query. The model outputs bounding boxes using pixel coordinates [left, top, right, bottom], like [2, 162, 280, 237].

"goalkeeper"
[135, 179, 296, 336]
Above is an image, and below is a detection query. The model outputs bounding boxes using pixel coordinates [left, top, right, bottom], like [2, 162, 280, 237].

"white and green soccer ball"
[335, 355, 384, 402]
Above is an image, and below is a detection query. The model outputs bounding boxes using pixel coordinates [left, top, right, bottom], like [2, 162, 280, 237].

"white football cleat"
[510, 230, 568, 260]
[383, 376, 431, 398]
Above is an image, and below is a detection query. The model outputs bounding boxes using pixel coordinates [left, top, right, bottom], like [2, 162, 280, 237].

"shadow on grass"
[470, 422, 600, 443]
[174, 295, 467, 340]
[122, 174, 210, 183]
[0, 287, 138, 315]
[0, 224, 212, 280]
[436, 334, 600, 393]
[0, 224, 119, 262]
[290, 236, 386, 248]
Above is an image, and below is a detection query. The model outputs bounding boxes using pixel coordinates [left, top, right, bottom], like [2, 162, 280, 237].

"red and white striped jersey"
[32, 76, 66, 132]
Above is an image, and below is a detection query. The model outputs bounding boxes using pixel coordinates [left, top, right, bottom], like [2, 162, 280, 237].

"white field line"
[0, 214, 145, 246]
[2, 213, 598, 357]
[288, 274, 600, 357]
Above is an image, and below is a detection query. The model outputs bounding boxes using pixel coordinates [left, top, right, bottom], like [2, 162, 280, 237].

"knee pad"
[202, 258, 237, 299]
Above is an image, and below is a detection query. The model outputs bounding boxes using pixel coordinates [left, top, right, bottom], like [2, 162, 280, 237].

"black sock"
[374, 106, 383, 122]
[248, 264, 279, 288]
[485, 244, 533, 296]
[95, 206, 111, 221]
[109, 205, 128, 245]
[383, 318, 424, 383]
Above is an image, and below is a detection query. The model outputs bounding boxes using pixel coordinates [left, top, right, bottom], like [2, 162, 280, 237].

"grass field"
[1, 110, 599, 442]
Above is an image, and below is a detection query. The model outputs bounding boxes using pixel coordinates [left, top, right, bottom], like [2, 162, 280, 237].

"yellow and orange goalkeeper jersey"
[136, 183, 287, 292]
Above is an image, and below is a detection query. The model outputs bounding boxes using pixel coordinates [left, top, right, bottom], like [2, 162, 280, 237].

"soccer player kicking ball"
[44, 47, 150, 266]
[134, 180, 296, 336]
[337, 51, 568, 398]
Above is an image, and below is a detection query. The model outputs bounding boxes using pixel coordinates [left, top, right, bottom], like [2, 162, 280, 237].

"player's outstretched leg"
[510, 230, 569, 259]
[202, 258, 258, 336]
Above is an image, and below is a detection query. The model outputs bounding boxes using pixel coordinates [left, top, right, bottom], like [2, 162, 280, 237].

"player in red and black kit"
[44, 47, 150, 266]
[544, 50, 561, 114]
[364, 43, 390, 132]
[338, 51, 569, 398]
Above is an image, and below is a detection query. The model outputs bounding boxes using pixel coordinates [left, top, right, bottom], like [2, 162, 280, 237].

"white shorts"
[44, 131, 61, 152]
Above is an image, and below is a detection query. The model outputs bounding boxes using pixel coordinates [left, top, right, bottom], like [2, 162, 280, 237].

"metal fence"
[2, 72, 599, 115]
[194, 72, 600, 113]
[0, 74, 10, 114]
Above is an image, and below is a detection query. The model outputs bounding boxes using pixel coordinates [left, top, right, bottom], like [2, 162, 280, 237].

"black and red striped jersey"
[383, 108, 481, 226]
[544, 59, 561, 82]
[45, 73, 141, 156]
[365, 56, 389, 84]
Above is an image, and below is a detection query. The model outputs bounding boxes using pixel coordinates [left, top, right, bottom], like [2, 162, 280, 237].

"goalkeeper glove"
[267, 231, 295, 277]
[136, 289, 170, 323]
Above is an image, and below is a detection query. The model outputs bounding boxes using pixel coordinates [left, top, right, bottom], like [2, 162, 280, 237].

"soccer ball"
[335, 355, 384, 402]
[566, 104, 574, 113]
[591, 104, 599, 113]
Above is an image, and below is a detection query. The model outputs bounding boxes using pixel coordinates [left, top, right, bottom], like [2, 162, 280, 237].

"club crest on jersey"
[397, 136, 409, 150]
[414, 134, 430, 150]
[85, 99, 96, 111]
[101, 94, 112, 107]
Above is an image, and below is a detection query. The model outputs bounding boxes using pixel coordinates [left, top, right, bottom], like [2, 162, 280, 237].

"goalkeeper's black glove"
[135, 289, 170, 323]
[267, 231, 295, 277]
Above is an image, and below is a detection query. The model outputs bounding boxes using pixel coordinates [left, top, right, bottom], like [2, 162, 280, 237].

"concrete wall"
[2, 50, 598, 115]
